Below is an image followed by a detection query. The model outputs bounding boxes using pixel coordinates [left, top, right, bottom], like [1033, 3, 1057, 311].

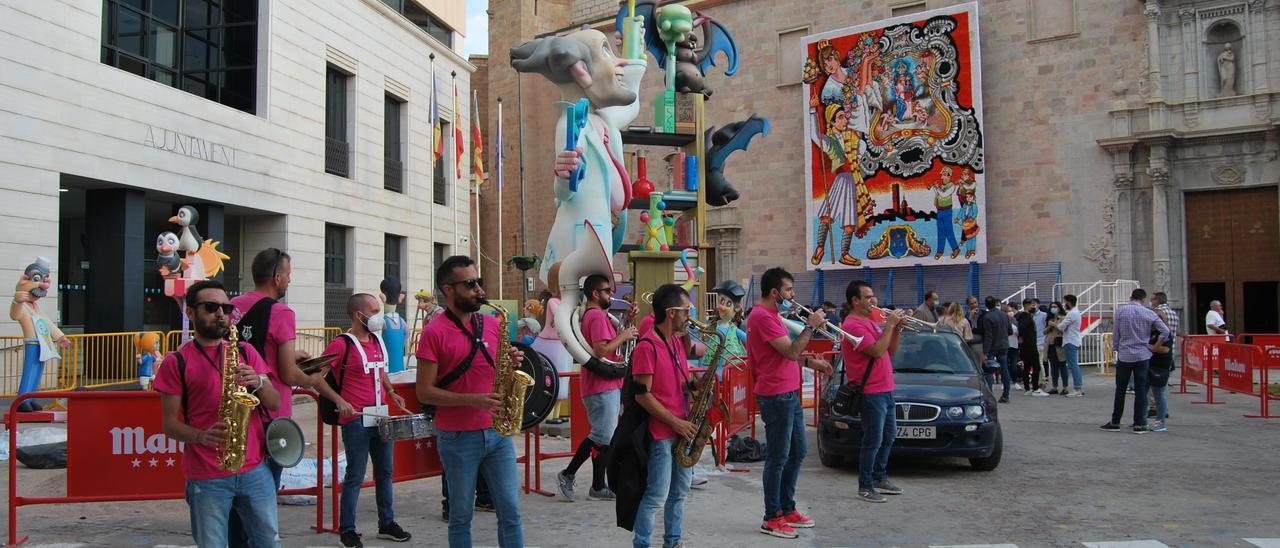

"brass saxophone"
[216, 324, 260, 472]
[674, 318, 726, 468]
[485, 300, 534, 436]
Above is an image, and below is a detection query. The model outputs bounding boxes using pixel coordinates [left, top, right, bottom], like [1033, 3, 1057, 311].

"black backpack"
[317, 336, 354, 426]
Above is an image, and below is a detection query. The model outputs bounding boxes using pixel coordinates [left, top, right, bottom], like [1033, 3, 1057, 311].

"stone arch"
[1205, 19, 1243, 97]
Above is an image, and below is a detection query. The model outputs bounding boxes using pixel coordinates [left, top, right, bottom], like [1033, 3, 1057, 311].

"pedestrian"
[416, 256, 524, 547]
[155, 280, 281, 548]
[1148, 291, 1180, 418]
[1147, 323, 1174, 432]
[557, 274, 635, 502]
[1044, 302, 1068, 394]
[1016, 299, 1047, 396]
[316, 294, 413, 547]
[1100, 289, 1169, 434]
[939, 302, 973, 343]
[842, 280, 906, 503]
[746, 267, 832, 538]
[1060, 295, 1085, 397]
[1204, 300, 1227, 335]
[980, 296, 1013, 403]
[966, 295, 985, 356]
[1005, 304, 1022, 392]
[1032, 298, 1048, 382]
[913, 291, 940, 323]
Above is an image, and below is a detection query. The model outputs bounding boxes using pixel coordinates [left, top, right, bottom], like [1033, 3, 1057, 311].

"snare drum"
[376, 414, 435, 442]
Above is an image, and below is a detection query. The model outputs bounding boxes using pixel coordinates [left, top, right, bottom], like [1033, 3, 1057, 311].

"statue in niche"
[1217, 43, 1236, 97]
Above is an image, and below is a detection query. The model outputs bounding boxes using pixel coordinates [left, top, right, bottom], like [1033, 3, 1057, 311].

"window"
[326, 66, 351, 177]
[385, 94, 405, 192]
[101, 0, 258, 113]
[890, 1, 928, 16]
[324, 224, 348, 287]
[382, 0, 454, 48]
[433, 243, 449, 277]
[1027, 0, 1079, 42]
[777, 26, 809, 86]
[433, 120, 449, 205]
[384, 234, 405, 282]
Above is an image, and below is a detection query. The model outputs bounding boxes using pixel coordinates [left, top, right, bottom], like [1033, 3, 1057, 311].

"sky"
[464, 0, 488, 56]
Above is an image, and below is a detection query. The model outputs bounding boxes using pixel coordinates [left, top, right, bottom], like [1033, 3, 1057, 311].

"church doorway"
[1184, 186, 1279, 335]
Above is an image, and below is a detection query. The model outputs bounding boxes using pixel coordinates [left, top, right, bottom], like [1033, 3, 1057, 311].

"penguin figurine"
[155, 232, 183, 276]
[168, 206, 202, 254]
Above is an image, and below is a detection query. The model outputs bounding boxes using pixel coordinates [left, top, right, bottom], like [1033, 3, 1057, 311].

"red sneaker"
[782, 510, 815, 528]
[759, 517, 799, 539]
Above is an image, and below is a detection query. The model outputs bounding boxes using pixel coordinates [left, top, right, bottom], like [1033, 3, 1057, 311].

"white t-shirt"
[1205, 310, 1226, 334]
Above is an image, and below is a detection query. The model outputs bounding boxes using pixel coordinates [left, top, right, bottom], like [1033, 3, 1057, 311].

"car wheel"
[816, 424, 849, 468]
[968, 424, 1002, 471]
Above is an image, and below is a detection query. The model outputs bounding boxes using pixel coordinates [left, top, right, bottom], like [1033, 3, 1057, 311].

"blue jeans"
[633, 437, 692, 548]
[983, 350, 1010, 397]
[436, 428, 522, 548]
[1065, 343, 1082, 388]
[339, 421, 395, 533]
[228, 451, 283, 546]
[185, 462, 280, 548]
[1111, 360, 1150, 427]
[858, 392, 896, 489]
[1147, 366, 1171, 422]
[755, 390, 806, 519]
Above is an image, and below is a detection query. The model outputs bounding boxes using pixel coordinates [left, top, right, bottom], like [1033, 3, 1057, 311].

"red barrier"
[1239, 334, 1280, 368]
[1180, 335, 1227, 401]
[1210, 343, 1275, 419]
[715, 357, 752, 472]
[8, 390, 327, 546]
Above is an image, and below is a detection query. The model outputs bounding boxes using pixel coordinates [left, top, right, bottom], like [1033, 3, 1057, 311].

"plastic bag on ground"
[277, 453, 346, 505]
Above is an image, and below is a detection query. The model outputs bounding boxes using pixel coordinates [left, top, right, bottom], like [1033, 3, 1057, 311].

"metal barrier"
[7, 389, 328, 546]
[1077, 331, 1113, 375]
[64, 332, 164, 390]
[296, 327, 341, 359]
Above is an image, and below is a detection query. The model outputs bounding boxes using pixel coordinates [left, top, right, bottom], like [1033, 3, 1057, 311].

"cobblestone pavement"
[5, 370, 1279, 547]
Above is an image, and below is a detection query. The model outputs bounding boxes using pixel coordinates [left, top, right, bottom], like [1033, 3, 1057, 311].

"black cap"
[711, 280, 745, 302]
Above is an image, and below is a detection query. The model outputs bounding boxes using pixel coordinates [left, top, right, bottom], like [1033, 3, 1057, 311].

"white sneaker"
[1066, 388, 1084, 398]
[1013, 383, 1024, 391]
[1031, 389, 1049, 397]
[1024, 390, 1033, 396]
[691, 475, 709, 488]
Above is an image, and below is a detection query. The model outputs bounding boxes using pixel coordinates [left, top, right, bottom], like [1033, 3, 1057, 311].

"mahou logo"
[110, 426, 184, 455]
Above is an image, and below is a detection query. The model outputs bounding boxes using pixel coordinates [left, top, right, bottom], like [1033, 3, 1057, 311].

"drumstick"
[357, 411, 392, 419]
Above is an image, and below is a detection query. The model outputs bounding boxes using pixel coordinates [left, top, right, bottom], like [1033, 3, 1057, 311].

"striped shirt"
[1156, 304, 1180, 337]
[1113, 301, 1170, 362]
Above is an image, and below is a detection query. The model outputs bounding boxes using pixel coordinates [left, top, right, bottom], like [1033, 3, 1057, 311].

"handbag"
[831, 351, 878, 416]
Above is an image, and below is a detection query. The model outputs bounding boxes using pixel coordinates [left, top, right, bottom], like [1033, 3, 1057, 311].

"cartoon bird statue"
[155, 232, 183, 277]
[169, 206, 202, 253]
[615, 0, 741, 98]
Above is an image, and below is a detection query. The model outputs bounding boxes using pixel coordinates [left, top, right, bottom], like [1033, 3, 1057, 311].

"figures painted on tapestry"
[802, 3, 987, 269]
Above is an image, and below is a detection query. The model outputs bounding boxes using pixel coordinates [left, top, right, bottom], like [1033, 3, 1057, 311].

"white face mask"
[363, 312, 386, 333]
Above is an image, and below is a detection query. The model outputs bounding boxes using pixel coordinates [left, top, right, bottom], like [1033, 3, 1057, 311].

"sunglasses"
[666, 306, 691, 313]
[195, 302, 236, 315]
[446, 278, 484, 289]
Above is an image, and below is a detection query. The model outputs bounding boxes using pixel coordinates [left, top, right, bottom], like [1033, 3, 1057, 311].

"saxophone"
[485, 300, 534, 436]
[674, 317, 727, 468]
[216, 324, 261, 472]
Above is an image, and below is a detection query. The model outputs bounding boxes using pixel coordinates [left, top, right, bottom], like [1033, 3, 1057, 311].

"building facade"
[1, 0, 474, 334]
[478, 0, 1279, 333]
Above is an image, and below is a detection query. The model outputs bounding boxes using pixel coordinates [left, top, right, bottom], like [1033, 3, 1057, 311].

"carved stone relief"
[1083, 193, 1117, 275]
[1211, 164, 1246, 185]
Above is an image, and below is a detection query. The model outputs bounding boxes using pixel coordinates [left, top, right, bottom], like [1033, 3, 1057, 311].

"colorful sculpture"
[511, 26, 648, 365]
[10, 257, 69, 411]
[640, 193, 670, 251]
[678, 248, 704, 292]
[379, 277, 410, 373]
[705, 114, 770, 206]
[616, 1, 740, 99]
[157, 206, 230, 341]
[135, 332, 162, 389]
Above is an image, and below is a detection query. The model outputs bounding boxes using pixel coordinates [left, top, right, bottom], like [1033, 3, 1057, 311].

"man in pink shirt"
[416, 255, 524, 548]
[745, 267, 831, 539]
[629, 284, 698, 548]
[557, 274, 636, 502]
[841, 280, 906, 503]
[229, 249, 328, 488]
[317, 294, 411, 547]
[154, 280, 281, 548]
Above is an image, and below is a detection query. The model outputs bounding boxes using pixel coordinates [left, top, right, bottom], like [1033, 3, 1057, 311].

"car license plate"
[896, 426, 935, 439]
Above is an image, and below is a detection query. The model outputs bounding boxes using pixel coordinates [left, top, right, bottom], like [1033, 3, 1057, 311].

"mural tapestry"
[802, 3, 985, 270]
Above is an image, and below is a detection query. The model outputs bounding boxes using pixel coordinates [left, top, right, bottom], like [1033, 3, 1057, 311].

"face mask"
[362, 312, 386, 333]
[777, 299, 794, 315]
[1051, 307, 1059, 314]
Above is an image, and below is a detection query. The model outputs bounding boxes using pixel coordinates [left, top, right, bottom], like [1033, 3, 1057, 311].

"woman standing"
[939, 302, 973, 344]
[1044, 302, 1068, 394]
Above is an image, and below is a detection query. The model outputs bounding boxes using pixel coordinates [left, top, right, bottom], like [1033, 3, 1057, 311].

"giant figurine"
[10, 257, 70, 411]
[511, 26, 647, 365]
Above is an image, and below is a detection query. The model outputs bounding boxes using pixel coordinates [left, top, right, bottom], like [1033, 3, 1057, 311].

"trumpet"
[783, 300, 863, 346]
[877, 307, 940, 332]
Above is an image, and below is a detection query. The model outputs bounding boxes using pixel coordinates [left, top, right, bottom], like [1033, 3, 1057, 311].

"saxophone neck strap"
[436, 310, 494, 390]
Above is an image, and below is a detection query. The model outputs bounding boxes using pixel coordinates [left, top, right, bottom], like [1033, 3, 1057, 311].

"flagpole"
[496, 97, 504, 300]
[428, 53, 437, 289]
[517, 73, 528, 307]
[451, 70, 460, 262]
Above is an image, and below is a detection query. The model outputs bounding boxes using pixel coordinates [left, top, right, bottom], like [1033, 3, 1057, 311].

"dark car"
[816, 329, 1002, 471]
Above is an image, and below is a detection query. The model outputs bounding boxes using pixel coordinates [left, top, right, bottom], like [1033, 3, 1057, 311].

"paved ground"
[4, 369, 1280, 547]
